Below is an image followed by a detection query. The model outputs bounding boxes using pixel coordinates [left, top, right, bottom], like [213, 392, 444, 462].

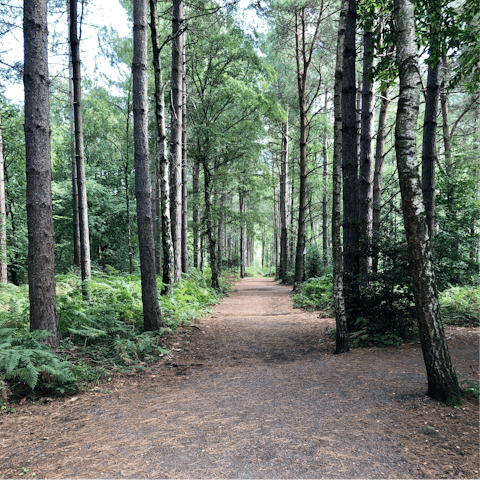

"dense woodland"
[0, 0, 478, 406]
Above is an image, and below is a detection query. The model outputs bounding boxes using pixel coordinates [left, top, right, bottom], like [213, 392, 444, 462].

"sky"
[2, 0, 131, 104]
[2, 0, 265, 105]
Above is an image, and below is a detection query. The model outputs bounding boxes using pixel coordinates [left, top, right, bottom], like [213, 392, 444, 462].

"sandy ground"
[0, 277, 478, 479]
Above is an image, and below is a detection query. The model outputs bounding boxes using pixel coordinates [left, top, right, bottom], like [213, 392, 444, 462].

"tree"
[279, 119, 289, 282]
[170, 0, 186, 282]
[24, 0, 59, 346]
[0, 115, 6, 283]
[69, 0, 92, 289]
[132, 0, 163, 330]
[332, 0, 349, 354]
[150, 0, 175, 296]
[393, 0, 461, 405]
[341, 0, 359, 329]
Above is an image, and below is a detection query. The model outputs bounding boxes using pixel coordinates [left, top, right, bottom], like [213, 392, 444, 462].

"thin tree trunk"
[133, 0, 162, 329]
[204, 166, 219, 289]
[342, 0, 359, 327]
[170, 0, 185, 282]
[70, 0, 91, 290]
[124, 83, 134, 275]
[150, 0, 174, 295]
[333, 0, 349, 354]
[422, 61, 440, 240]
[358, 28, 375, 273]
[322, 126, 328, 266]
[181, 62, 188, 274]
[67, 3, 81, 269]
[372, 89, 389, 273]
[192, 159, 200, 268]
[240, 191, 246, 278]
[280, 120, 289, 283]
[273, 165, 280, 278]
[0, 117, 6, 283]
[394, 0, 461, 405]
[24, 0, 59, 346]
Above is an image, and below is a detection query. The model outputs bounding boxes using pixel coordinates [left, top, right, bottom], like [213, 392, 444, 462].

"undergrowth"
[292, 274, 333, 313]
[0, 268, 235, 399]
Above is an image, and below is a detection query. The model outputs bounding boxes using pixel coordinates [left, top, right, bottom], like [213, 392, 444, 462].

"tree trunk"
[280, 120, 289, 283]
[358, 28, 375, 273]
[273, 169, 280, 279]
[294, 8, 308, 286]
[69, 0, 91, 290]
[124, 83, 134, 275]
[133, 0, 163, 330]
[333, 0, 349, 354]
[422, 62, 440, 240]
[322, 126, 329, 266]
[204, 166, 219, 289]
[240, 191, 246, 278]
[24, 0, 59, 346]
[394, 0, 461, 405]
[67, 4, 81, 269]
[150, 0, 174, 295]
[170, 0, 185, 282]
[0, 117, 6, 283]
[192, 159, 200, 268]
[181, 61, 188, 274]
[342, 0, 359, 327]
[372, 89, 389, 273]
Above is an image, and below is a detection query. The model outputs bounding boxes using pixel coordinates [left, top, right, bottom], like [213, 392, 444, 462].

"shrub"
[293, 273, 333, 312]
[439, 285, 479, 326]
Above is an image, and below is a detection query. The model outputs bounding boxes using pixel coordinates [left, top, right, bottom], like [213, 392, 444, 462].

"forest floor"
[1, 277, 478, 479]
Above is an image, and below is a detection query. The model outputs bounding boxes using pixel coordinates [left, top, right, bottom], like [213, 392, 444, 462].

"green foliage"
[305, 246, 323, 280]
[349, 317, 406, 348]
[439, 285, 479, 327]
[293, 273, 333, 312]
[460, 379, 479, 399]
[0, 270, 230, 396]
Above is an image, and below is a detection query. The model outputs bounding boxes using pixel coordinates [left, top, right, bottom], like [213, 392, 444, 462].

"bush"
[439, 285, 479, 326]
[293, 273, 333, 312]
[0, 269, 231, 397]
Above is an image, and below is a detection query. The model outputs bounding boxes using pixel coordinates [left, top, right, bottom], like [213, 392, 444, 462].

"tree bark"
[149, 0, 174, 296]
[422, 62, 440, 240]
[372, 89, 389, 273]
[322, 125, 328, 266]
[133, 0, 163, 330]
[342, 0, 359, 327]
[358, 28, 375, 273]
[124, 83, 134, 275]
[240, 190, 246, 278]
[280, 120, 289, 283]
[394, 0, 461, 405]
[24, 0, 59, 346]
[0, 117, 6, 283]
[204, 166, 219, 289]
[69, 0, 91, 289]
[333, 0, 349, 354]
[170, 0, 185, 282]
[67, 3, 81, 269]
[181, 56, 188, 274]
[192, 159, 200, 268]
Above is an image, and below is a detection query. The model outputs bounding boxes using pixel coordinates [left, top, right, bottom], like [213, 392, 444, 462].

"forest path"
[1, 277, 478, 479]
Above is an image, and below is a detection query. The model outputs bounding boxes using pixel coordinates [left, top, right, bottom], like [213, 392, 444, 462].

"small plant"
[293, 273, 333, 312]
[439, 285, 479, 326]
[460, 379, 479, 399]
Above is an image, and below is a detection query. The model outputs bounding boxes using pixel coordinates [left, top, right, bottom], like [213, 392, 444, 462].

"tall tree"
[149, 0, 175, 295]
[0, 116, 6, 283]
[333, 0, 349, 354]
[394, 0, 461, 405]
[341, 0, 359, 327]
[24, 0, 59, 346]
[133, 0, 163, 330]
[69, 0, 91, 288]
[293, 3, 325, 285]
[279, 119, 289, 283]
[358, 17, 376, 273]
[170, 0, 186, 282]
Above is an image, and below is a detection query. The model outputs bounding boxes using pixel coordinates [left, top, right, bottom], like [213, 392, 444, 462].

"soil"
[1, 277, 478, 479]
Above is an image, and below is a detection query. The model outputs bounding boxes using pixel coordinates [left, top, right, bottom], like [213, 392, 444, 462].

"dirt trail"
[1, 277, 478, 479]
